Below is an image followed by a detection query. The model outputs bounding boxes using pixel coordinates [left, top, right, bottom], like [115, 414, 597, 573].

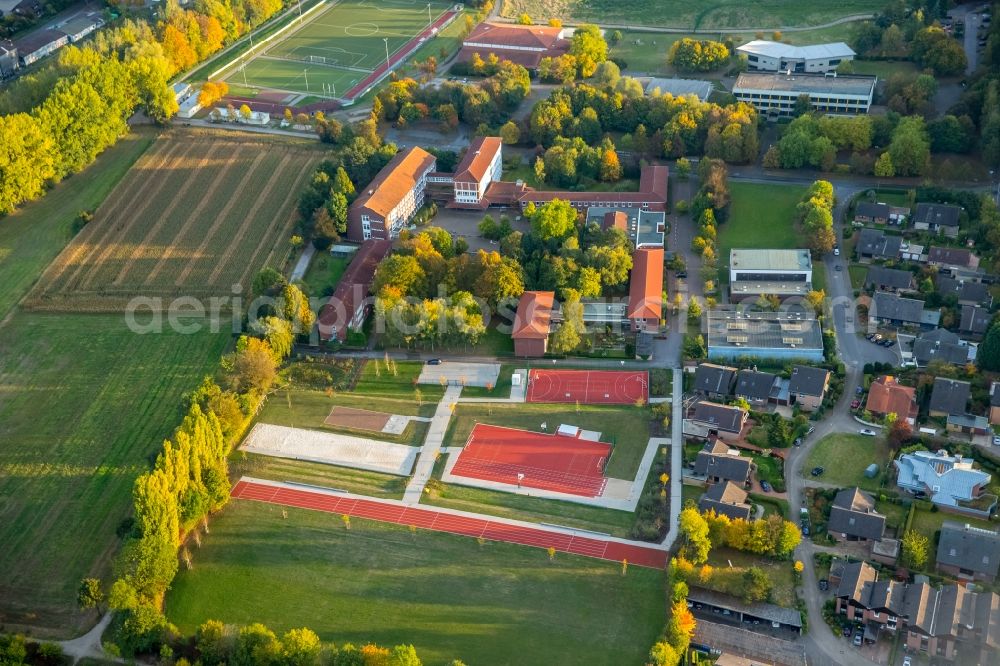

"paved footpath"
[403, 384, 463, 503]
[232, 477, 668, 569]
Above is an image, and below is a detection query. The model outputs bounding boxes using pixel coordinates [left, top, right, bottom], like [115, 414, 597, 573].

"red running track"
[527, 369, 649, 405]
[452, 423, 609, 497]
[342, 10, 457, 100]
[231, 479, 667, 569]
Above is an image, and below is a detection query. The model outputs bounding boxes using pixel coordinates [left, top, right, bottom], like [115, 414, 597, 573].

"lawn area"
[460, 363, 517, 398]
[0, 129, 156, 319]
[803, 434, 891, 492]
[355, 359, 445, 401]
[706, 547, 797, 607]
[850, 59, 920, 78]
[682, 482, 704, 508]
[909, 508, 997, 569]
[0, 313, 228, 635]
[876, 500, 909, 532]
[812, 263, 827, 293]
[750, 453, 785, 492]
[165, 501, 666, 666]
[849, 264, 868, 290]
[748, 492, 789, 518]
[609, 32, 695, 75]
[719, 182, 806, 279]
[300, 252, 350, 298]
[443, 402, 652, 479]
[232, 454, 407, 500]
[256, 388, 431, 445]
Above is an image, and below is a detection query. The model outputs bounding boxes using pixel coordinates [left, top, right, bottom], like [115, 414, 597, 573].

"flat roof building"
[729, 248, 813, 299]
[645, 77, 714, 101]
[706, 306, 824, 362]
[733, 71, 876, 118]
[736, 40, 855, 74]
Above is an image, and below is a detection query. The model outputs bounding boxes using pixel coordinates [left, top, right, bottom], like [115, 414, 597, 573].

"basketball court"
[526, 369, 649, 405]
[450, 424, 611, 497]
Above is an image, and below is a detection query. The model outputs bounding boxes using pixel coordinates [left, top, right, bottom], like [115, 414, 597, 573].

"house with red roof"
[458, 22, 569, 70]
[511, 291, 555, 357]
[452, 136, 503, 206]
[627, 248, 664, 332]
[866, 376, 918, 425]
[317, 240, 392, 341]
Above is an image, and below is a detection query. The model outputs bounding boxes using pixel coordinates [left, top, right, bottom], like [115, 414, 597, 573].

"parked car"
[851, 399, 861, 409]
[902, 657, 912, 666]
[802, 524, 810, 536]
[834, 247, 840, 256]
[842, 626, 852, 637]
[819, 579, 829, 591]
[760, 480, 772, 492]
[811, 466, 825, 476]
[856, 386, 864, 395]
[867, 334, 877, 341]
[426, 358, 442, 365]
[807, 426, 815, 435]
[835, 264, 842, 271]
[853, 630, 863, 647]
[883, 340, 896, 348]
[794, 438, 802, 447]
[993, 436, 1000, 446]
[859, 428, 877, 436]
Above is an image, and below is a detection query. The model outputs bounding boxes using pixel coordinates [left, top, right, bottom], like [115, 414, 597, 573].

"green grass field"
[0, 314, 228, 634]
[233, 454, 408, 499]
[301, 252, 350, 298]
[706, 547, 797, 606]
[803, 434, 890, 492]
[0, 130, 156, 320]
[443, 403, 652, 480]
[355, 359, 445, 401]
[719, 182, 805, 281]
[501, 0, 882, 29]
[227, 0, 453, 96]
[165, 501, 666, 665]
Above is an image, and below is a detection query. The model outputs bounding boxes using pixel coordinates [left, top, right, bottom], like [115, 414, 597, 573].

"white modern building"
[729, 248, 813, 298]
[733, 71, 877, 117]
[452, 136, 502, 206]
[736, 40, 855, 73]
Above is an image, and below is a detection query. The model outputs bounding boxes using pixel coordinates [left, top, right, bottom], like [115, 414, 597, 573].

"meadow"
[26, 130, 321, 313]
[718, 181, 806, 274]
[165, 501, 666, 665]
[0, 314, 228, 634]
[501, 0, 883, 29]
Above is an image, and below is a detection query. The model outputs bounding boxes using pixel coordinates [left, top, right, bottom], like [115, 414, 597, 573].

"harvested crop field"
[25, 129, 322, 312]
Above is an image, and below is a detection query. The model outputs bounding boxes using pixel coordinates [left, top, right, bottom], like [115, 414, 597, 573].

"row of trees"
[528, 80, 759, 163]
[680, 507, 801, 563]
[536, 23, 609, 82]
[648, 559, 697, 666]
[297, 161, 358, 249]
[797, 180, 836, 254]
[537, 136, 623, 187]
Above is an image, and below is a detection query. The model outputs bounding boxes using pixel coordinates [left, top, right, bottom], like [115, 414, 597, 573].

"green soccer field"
[227, 0, 453, 96]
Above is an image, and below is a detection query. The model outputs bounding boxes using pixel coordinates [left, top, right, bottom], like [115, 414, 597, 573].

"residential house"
[14, 28, 69, 66]
[511, 291, 554, 358]
[828, 488, 886, 542]
[865, 266, 915, 293]
[627, 248, 664, 332]
[734, 369, 779, 408]
[347, 147, 436, 242]
[687, 402, 750, 443]
[855, 201, 890, 224]
[929, 378, 972, 418]
[913, 329, 973, 367]
[895, 449, 995, 517]
[866, 375, 919, 425]
[947, 414, 991, 437]
[990, 382, 1000, 427]
[692, 439, 752, 484]
[857, 228, 902, 262]
[928, 247, 981, 271]
[936, 277, 993, 308]
[788, 365, 830, 411]
[960, 305, 992, 338]
[317, 240, 393, 342]
[451, 136, 502, 206]
[870, 291, 941, 330]
[937, 522, 1000, 583]
[902, 582, 1000, 662]
[913, 203, 962, 237]
[693, 363, 737, 400]
[698, 481, 753, 520]
[834, 561, 905, 631]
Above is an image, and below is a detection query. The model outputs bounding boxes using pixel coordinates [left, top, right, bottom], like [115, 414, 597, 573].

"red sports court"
[526, 369, 648, 405]
[451, 423, 610, 497]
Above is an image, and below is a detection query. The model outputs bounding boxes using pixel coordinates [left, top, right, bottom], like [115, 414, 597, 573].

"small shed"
[864, 463, 879, 479]
[557, 424, 580, 438]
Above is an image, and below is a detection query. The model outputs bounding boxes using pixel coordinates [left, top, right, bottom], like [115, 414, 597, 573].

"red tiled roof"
[457, 46, 546, 69]
[511, 291, 555, 339]
[318, 240, 392, 341]
[628, 248, 664, 320]
[351, 147, 435, 219]
[866, 375, 918, 421]
[517, 164, 670, 209]
[638, 165, 670, 199]
[465, 22, 563, 50]
[603, 211, 628, 232]
[453, 136, 502, 185]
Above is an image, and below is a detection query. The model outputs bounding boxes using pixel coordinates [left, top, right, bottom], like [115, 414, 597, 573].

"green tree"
[235, 623, 283, 666]
[281, 283, 315, 333]
[888, 116, 931, 176]
[517, 13, 533, 24]
[389, 644, 423, 666]
[740, 567, 771, 602]
[529, 199, 578, 242]
[649, 642, 681, 666]
[901, 529, 930, 569]
[196, 619, 231, 666]
[667, 38, 730, 71]
[0, 112, 58, 215]
[978, 324, 1000, 372]
[767, 418, 792, 448]
[253, 267, 286, 296]
[550, 290, 584, 353]
[373, 255, 427, 297]
[499, 120, 520, 145]
[77, 577, 103, 611]
[569, 24, 608, 77]
[675, 157, 691, 180]
[679, 507, 711, 564]
[281, 628, 322, 666]
[874, 151, 895, 177]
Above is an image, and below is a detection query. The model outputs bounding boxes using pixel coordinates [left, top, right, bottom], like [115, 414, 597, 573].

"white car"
[902, 657, 911, 666]
[834, 247, 840, 256]
[993, 436, 1000, 446]
[859, 428, 877, 436]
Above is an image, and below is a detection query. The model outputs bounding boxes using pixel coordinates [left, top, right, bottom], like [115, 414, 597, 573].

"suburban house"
[936, 522, 1000, 583]
[458, 21, 569, 69]
[687, 402, 749, 443]
[869, 291, 941, 330]
[734, 369, 779, 407]
[834, 561, 905, 631]
[929, 378, 972, 418]
[450, 136, 503, 207]
[866, 375, 918, 425]
[913, 203, 962, 237]
[735, 40, 855, 73]
[317, 240, 393, 342]
[828, 488, 886, 542]
[960, 305, 992, 338]
[936, 277, 993, 308]
[928, 247, 980, 271]
[347, 147, 436, 242]
[14, 28, 69, 66]
[788, 365, 830, 411]
[894, 449, 995, 518]
[865, 266, 915, 293]
[856, 228, 903, 262]
[732, 71, 876, 117]
[693, 363, 737, 400]
[626, 248, 664, 332]
[692, 439, 752, 484]
[728, 248, 813, 299]
[698, 481, 753, 520]
[855, 201, 890, 224]
[60, 15, 102, 42]
[947, 414, 991, 438]
[913, 329, 973, 367]
[511, 291, 554, 358]
[705, 306, 824, 362]
[990, 383, 1000, 427]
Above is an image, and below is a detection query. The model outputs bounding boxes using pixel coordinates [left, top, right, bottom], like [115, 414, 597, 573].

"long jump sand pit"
[324, 406, 392, 432]
[241, 423, 417, 476]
